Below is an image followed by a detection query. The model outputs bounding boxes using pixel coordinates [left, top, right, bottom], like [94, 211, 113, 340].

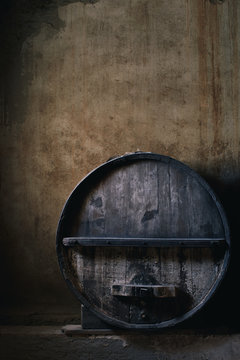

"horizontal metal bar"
[63, 237, 226, 247]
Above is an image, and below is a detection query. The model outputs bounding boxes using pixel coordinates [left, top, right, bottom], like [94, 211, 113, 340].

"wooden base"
[81, 305, 117, 330]
[61, 305, 125, 335]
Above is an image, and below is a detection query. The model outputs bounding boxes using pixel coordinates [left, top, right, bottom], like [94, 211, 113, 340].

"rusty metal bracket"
[111, 285, 177, 298]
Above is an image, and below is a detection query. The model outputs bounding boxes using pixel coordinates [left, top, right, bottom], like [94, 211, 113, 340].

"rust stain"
[185, 0, 190, 39]
[197, 0, 209, 163]
[198, 1, 225, 164]
[209, 4, 222, 157]
[229, 0, 240, 166]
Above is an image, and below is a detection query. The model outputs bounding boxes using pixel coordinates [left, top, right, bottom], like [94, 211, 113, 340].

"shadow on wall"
[0, 0, 99, 33]
[183, 175, 240, 332]
[0, 0, 100, 127]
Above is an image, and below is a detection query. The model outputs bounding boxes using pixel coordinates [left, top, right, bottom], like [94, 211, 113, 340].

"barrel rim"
[56, 152, 231, 329]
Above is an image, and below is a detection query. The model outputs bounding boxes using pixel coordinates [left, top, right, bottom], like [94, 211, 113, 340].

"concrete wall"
[0, 0, 240, 347]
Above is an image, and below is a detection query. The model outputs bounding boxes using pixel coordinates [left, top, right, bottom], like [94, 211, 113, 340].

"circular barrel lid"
[56, 152, 230, 329]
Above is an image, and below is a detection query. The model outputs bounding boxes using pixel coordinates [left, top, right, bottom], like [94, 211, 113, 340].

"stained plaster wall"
[0, 0, 240, 335]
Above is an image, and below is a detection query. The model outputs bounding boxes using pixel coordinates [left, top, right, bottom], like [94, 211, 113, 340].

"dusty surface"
[0, 0, 239, 333]
[1, 326, 240, 360]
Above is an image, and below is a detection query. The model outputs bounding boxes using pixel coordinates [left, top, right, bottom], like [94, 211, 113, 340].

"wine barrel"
[56, 152, 230, 329]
